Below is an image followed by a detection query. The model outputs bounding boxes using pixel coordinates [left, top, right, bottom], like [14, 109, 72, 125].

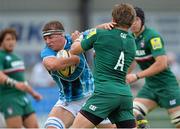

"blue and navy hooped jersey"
[41, 34, 94, 102]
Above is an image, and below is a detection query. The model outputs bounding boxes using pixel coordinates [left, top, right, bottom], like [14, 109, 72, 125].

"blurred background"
[0, 0, 180, 127]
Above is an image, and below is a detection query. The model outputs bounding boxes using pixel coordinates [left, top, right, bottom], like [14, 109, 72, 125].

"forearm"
[43, 56, 80, 71]
[137, 59, 167, 79]
[0, 71, 8, 84]
[127, 60, 136, 74]
[59, 55, 80, 68]
[24, 85, 35, 95]
[0, 71, 17, 87]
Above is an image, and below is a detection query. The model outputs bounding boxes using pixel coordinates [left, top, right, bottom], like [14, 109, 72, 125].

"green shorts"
[81, 92, 134, 123]
[137, 84, 180, 109]
[0, 95, 35, 119]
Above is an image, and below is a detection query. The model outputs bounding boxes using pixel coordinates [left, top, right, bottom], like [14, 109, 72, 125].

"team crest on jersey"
[86, 28, 96, 39]
[150, 37, 162, 50]
[140, 40, 145, 48]
[169, 99, 176, 106]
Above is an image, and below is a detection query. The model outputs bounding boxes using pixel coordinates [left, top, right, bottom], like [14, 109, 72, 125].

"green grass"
[146, 108, 175, 128]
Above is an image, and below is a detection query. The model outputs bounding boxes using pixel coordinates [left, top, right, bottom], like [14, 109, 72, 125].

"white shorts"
[0, 112, 6, 128]
[54, 96, 111, 124]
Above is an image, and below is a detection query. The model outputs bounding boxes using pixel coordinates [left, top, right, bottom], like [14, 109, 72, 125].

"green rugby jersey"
[81, 28, 136, 96]
[134, 27, 179, 88]
[0, 50, 26, 99]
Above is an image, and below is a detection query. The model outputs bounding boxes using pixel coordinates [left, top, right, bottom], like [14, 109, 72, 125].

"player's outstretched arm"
[0, 71, 42, 100]
[96, 22, 116, 30]
[18, 83, 42, 101]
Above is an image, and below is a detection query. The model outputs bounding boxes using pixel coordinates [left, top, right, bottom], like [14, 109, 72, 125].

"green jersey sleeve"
[0, 53, 4, 70]
[148, 36, 166, 58]
[81, 28, 97, 51]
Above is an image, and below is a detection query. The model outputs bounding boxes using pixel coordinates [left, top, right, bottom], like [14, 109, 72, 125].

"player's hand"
[71, 30, 81, 42]
[25, 84, 43, 101]
[31, 91, 43, 101]
[126, 73, 138, 84]
[96, 22, 116, 30]
[15, 82, 42, 101]
[15, 82, 29, 92]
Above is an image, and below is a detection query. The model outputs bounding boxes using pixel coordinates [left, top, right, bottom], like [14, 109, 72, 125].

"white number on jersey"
[114, 51, 124, 71]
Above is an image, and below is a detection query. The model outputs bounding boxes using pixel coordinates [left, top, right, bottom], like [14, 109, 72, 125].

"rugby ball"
[56, 50, 76, 77]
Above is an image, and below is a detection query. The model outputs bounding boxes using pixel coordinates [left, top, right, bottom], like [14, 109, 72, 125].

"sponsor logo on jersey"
[136, 50, 145, 56]
[11, 61, 24, 68]
[86, 28, 96, 39]
[169, 99, 176, 106]
[150, 37, 162, 50]
[89, 105, 97, 111]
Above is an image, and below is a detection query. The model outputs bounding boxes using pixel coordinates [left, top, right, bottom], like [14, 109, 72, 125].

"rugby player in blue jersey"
[41, 20, 114, 129]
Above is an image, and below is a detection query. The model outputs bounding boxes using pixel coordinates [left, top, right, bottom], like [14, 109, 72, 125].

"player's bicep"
[81, 28, 97, 51]
[154, 55, 168, 69]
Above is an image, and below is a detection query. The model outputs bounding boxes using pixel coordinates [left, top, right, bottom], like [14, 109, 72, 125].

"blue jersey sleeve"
[40, 46, 57, 59]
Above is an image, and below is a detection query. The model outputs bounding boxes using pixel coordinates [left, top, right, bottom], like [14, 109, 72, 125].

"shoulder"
[64, 34, 72, 50]
[0, 51, 6, 62]
[127, 32, 135, 40]
[0, 50, 5, 57]
[40, 46, 56, 59]
[85, 28, 98, 38]
[144, 27, 161, 40]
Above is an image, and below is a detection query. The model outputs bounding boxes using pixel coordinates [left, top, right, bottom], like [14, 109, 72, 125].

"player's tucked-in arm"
[137, 37, 168, 78]
[149, 36, 168, 70]
[70, 28, 97, 55]
[43, 56, 80, 71]
[41, 47, 79, 71]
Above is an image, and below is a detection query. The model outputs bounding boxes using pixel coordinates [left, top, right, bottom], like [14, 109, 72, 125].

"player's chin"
[7, 48, 14, 52]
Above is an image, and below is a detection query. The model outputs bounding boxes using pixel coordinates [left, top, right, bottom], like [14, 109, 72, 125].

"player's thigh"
[135, 85, 158, 112]
[23, 113, 39, 128]
[97, 123, 116, 128]
[81, 93, 121, 119]
[71, 112, 95, 128]
[109, 96, 134, 123]
[168, 105, 180, 114]
[6, 116, 23, 128]
[157, 86, 180, 109]
[134, 98, 157, 113]
[97, 118, 116, 128]
[49, 106, 75, 127]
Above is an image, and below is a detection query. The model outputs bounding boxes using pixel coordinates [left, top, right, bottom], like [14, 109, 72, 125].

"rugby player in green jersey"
[0, 28, 42, 128]
[126, 7, 180, 128]
[69, 3, 137, 128]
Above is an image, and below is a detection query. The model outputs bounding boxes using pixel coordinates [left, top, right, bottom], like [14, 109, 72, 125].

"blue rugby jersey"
[41, 34, 94, 102]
